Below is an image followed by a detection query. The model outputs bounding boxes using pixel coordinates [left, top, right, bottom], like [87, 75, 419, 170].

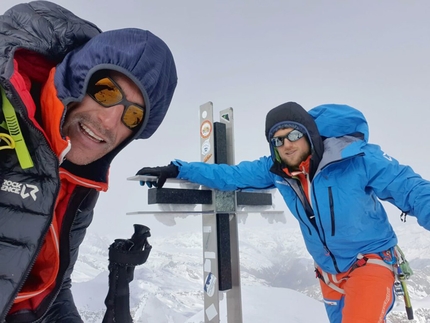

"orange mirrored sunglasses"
[87, 76, 145, 130]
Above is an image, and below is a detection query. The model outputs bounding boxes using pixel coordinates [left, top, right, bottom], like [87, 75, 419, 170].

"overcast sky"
[2, 0, 430, 241]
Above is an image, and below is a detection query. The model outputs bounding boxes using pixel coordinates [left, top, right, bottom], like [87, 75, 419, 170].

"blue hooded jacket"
[173, 104, 430, 274]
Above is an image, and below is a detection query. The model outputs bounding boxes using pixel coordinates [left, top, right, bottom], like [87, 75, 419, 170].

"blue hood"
[54, 28, 177, 183]
[55, 28, 177, 140]
[309, 104, 369, 142]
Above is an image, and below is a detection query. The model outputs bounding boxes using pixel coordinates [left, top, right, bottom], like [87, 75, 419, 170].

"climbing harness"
[315, 245, 414, 320]
[315, 254, 394, 295]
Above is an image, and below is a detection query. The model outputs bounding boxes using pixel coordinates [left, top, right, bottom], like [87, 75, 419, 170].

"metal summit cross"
[128, 102, 282, 322]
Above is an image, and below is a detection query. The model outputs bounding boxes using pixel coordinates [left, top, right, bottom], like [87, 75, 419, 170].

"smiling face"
[273, 127, 310, 170]
[62, 71, 144, 165]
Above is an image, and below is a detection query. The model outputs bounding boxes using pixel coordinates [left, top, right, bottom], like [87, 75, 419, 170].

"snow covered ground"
[72, 214, 430, 322]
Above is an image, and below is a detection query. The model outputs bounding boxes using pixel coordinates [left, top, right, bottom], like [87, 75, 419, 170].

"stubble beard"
[63, 115, 115, 165]
[282, 150, 310, 170]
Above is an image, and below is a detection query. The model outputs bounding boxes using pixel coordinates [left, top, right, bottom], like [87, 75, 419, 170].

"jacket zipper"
[295, 202, 311, 235]
[13, 224, 60, 302]
[328, 187, 335, 236]
[282, 172, 342, 274]
[312, 183, 341, 273]
[30, 188, 92, 323]
[309, 154, 365, 273]
[271, 162, 343, 273]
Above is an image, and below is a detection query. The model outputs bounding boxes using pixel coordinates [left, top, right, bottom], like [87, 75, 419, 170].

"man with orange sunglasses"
[0, 1, 177, 322]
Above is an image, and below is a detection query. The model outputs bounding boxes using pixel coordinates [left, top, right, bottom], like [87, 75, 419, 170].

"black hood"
[265, 102, 324, 180]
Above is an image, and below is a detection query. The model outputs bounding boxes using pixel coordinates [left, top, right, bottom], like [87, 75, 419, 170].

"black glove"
[135, 162, 179, 188]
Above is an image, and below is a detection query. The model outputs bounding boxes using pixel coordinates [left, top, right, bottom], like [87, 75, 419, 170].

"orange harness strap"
[315, 253, 394, 294]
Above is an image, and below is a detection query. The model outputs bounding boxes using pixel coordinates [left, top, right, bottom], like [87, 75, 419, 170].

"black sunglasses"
[86, 75, 145, 130]
[271, 129, 304, 147]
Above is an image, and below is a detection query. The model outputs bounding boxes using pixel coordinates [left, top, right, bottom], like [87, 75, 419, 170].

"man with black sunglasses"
[137, 101, 430, 322]
[0, 1, 177, 322]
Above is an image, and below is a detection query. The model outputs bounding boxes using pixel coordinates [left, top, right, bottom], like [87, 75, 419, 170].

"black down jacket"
[0, 1, 177, 322]
[0, 1, 100, 322]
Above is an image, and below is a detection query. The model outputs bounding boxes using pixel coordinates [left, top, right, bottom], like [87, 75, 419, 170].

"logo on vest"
[1, 179, 39, 201]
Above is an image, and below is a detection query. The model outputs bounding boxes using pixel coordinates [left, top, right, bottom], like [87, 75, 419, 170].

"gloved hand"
[135, 162, 179, 188]
[102, 224, 152, 323]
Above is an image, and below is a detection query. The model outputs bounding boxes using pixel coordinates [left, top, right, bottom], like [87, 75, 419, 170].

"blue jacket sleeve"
[173, 157, 276, 191]
[364, 143, 430, 229]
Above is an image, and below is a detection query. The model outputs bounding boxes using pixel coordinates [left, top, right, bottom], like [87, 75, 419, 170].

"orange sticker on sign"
[200, 120, 212, 139]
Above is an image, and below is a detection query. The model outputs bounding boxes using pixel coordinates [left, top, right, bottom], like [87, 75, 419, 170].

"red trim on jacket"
[11, 178, 74, 311]
[9, 49, 55, 134]
[39, 68, 71, 159]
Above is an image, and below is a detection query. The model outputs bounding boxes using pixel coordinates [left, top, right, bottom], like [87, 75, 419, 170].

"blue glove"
[135, 162, 179, 188]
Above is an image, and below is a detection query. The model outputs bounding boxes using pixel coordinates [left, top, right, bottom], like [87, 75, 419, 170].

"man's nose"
[98, 104, 124, 129]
